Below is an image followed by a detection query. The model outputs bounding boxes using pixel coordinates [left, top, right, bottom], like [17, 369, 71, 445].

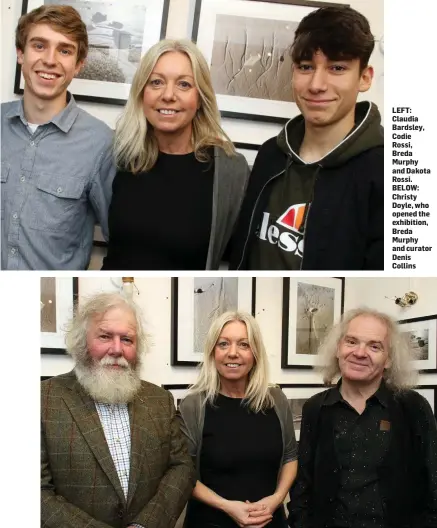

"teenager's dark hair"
[291, 6, 375, 72]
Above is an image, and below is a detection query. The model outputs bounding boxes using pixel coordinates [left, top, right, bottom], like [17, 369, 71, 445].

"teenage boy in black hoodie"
[229, 6, 383, 271]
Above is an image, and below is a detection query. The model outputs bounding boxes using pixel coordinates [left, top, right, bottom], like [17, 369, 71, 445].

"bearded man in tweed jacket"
[41, 292, 195, 528]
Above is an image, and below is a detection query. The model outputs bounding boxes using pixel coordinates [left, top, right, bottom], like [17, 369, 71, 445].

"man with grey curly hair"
[41, 292, 195, 528]
[288, 307, 437, 528]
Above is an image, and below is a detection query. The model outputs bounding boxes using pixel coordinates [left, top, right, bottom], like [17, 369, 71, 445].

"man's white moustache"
[100, 356, 129, 367]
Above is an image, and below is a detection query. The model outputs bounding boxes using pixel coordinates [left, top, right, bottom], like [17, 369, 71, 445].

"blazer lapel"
[126, 393, 158, 506]
[62, 377, 126, 503]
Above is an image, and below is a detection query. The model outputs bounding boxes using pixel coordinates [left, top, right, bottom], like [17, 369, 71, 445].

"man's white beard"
[75, 356, 142, 404]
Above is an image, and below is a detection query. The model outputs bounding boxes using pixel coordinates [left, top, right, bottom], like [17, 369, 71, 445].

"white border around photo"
[41, 277, 75, 351]
[399, 315, 437, 373]
[193, 0, 347, 121]
[18, 0, 169, 103]
[172, 277, 254, 365]
[282, 278, 344, 368]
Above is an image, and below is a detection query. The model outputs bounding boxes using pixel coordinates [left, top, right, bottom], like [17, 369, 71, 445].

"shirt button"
[30, 141, 35, 146]
[116, 438, 120, 443]
[20, 176, 25, 182]
[57, 187, 63, 193]
[12, 213, 18, 219]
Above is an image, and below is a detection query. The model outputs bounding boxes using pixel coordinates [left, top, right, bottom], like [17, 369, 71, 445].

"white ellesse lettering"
[267, 224, 279, 243]
[278, 231, 298, 252]
[257, 212, 304, 256]
[259, 212, 270, 240]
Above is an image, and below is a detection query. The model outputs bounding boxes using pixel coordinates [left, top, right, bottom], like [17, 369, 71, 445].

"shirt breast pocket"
[0, 163, 9, 183]
[28, 172, 87, 233]
[1, 163, 9, 220]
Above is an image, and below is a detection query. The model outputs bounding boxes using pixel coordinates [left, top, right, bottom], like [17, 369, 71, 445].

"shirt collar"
[323, 379, 343, 406]
[372, 378, 390, 408]
[95, 401, 128, 411]
[323, 378, 389, 408]
[4, 99, 26, 123]
[5, 92, 79, 133]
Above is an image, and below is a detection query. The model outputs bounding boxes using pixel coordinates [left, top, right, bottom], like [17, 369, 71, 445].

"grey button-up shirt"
[1, 94, 116, 270]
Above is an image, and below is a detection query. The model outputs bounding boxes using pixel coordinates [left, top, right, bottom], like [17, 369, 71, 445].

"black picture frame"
[171, 277, 256, 367]
[234, 142, 260, 169]
[192, 0, 347, 123]
[250, 0, 347, 7]
[162, 384, 190, 409]
[41, 277, 78, 355]
[281, 277, 345, 369]
[14, 0, 170, 106]
[398, 314, 437, 374]
[234, 142, 260, 150]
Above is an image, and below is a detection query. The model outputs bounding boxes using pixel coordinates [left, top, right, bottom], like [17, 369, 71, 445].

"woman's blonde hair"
[189, 311, 274, 412]
[114, 39, 235, 173]
[318, 307, 419, 391]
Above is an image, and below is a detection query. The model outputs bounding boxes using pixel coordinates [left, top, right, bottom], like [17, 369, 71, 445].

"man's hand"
[221, 500, 273, 527]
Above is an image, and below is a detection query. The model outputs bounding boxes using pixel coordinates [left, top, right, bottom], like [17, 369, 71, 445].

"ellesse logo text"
[257, 211, 304, 255]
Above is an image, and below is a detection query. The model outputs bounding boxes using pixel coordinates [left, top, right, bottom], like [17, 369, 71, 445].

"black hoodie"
[229, 101, 384, 270]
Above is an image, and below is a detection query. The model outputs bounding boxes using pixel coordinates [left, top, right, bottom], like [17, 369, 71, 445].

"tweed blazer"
[41, 371, 196, 528]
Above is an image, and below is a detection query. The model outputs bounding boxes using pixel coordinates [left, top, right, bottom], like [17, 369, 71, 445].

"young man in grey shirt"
[1, 4, 115, 270]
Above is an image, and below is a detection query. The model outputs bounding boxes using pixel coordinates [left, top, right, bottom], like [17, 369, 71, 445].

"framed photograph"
[398, 315, 437, 373]
[41, 277, 78, 354]
[14, 0, 170, 105]
[279, 383, 327, 440]
[415, 386, 437, 419]
[171, 277, 255, 366]
[282, 277, 345, 369]
[192, 0, 346, 123]
[235, 142, 259, 170]
[162, 384, 190, 409]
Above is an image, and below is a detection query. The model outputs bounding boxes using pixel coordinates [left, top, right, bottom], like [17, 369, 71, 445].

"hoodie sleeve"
[363, 146, 384, 270]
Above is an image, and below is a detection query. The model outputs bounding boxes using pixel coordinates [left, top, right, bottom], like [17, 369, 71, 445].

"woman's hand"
[221, 499, 273, 527]
[246, 493, 282, 516]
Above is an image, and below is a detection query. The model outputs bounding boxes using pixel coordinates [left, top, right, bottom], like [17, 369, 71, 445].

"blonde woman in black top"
[178, 311, 298, 528]
[103, 39, 249, 270]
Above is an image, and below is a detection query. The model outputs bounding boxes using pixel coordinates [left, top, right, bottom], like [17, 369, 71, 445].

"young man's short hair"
[15, 4, 88, 63]
[291, 6, 375, 72]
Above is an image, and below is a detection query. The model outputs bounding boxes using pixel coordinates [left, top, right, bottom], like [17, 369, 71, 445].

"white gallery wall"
[41, 276, 437, 387]
[1, 0, 384, 141]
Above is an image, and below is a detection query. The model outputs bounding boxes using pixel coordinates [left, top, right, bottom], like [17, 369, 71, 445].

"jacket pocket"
[27, 172, 86, 233]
